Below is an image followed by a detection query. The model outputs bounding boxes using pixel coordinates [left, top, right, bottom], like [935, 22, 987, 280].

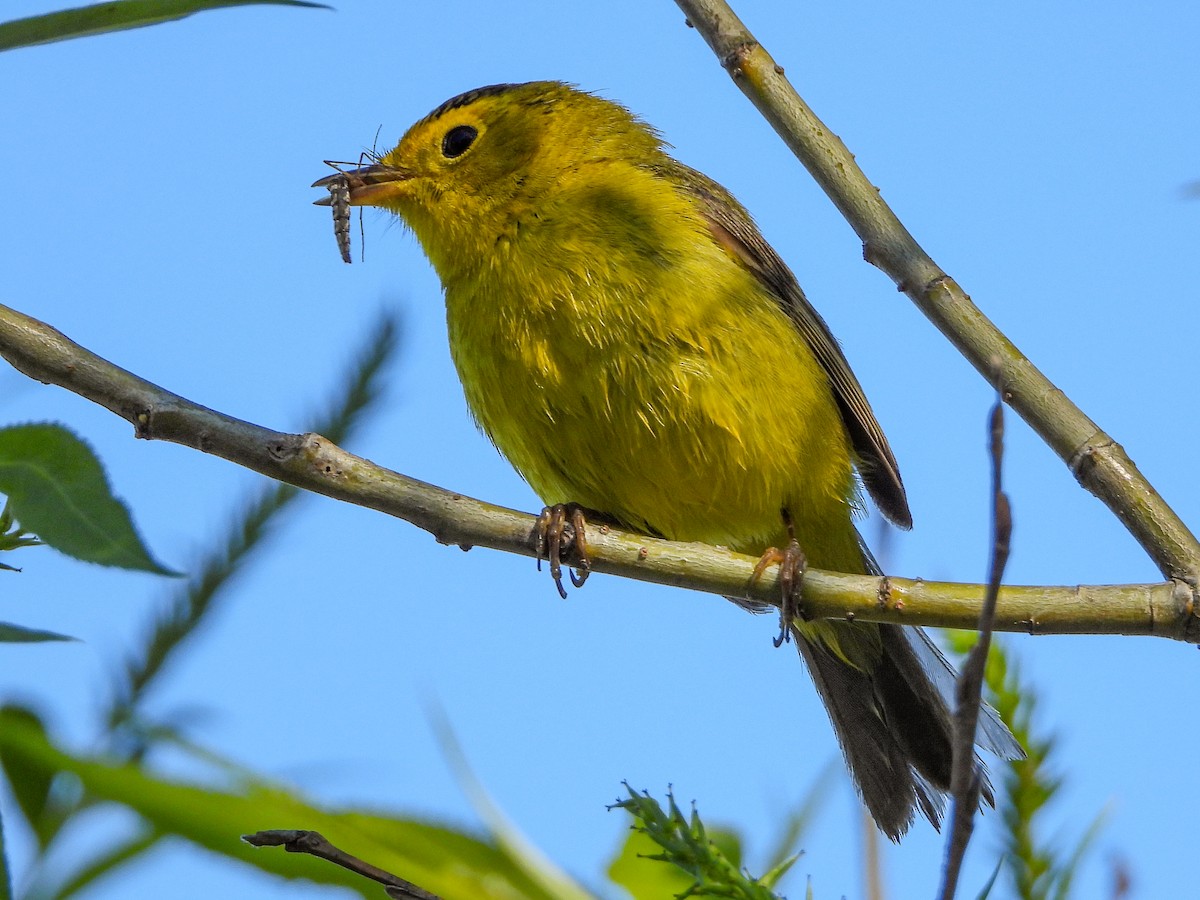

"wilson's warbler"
[314, 81, 1020, 839]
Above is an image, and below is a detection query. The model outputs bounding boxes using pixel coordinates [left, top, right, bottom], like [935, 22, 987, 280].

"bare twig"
[243, 830, 441, 900]
[938, 384, 1013, 900]
[862, 807, 885, 900]
[672, 0, 1200, 595]
[0, 302, 1195, 639]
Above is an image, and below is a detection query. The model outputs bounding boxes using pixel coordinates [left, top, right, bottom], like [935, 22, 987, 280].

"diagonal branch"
[672, 0, 1200, 594]
[1, 302, 1195, 641]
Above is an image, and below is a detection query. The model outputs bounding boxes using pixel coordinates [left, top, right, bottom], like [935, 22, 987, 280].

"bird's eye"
[441, 125, 478, 158]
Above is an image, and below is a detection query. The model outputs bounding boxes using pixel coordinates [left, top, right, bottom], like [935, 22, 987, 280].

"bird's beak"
[312, 163, 411, 208]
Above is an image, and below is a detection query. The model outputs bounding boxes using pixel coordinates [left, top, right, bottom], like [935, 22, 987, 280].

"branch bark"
[672, 0, 1200, 596]
[1, 303, 1193, 641]
[243, 830, 441, 900]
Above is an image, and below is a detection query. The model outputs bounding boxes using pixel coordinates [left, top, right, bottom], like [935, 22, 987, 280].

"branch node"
[721, 41, 757, 75]
[268, 437, 300, 462]
[1173, 577, 1200, 642]
[296, 433, 348, 480]
[920, 273, 953, 300]
[863, 240, 886, 270]
[876, 575, 893, 609]
[1067, 432, 1115, 481]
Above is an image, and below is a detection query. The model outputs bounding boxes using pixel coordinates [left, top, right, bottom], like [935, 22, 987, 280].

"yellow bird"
[315, 81, 1019, 839]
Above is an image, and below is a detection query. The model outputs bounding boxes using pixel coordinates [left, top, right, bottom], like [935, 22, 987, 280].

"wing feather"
[672, 164, 912, 528]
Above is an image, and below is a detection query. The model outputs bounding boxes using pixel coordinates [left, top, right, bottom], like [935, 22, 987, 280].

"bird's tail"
[795, 618, 1021, 841]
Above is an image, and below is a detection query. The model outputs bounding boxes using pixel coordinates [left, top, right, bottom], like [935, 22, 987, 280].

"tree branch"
[0, 302, 1194, 641]
[672, 0, 1200, 594]
[243, 830, 441, 900]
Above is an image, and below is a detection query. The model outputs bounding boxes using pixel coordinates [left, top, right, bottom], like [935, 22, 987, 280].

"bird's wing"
[673, 164, 911, 529]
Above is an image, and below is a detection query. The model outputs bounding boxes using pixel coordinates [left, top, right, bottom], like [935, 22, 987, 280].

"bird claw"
[536, 503, 591, 598]
[751, 536, 807, 648]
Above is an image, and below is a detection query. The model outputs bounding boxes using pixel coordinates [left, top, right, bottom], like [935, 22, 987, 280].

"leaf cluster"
[609, 785, 803, 900]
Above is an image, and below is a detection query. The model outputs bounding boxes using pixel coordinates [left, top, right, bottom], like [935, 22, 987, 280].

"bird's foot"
[751, 537, 807, 648]
[535, 503, 591, 598]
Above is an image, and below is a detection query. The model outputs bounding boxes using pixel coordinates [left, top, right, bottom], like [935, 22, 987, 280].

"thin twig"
[862, 807, 885, 900]
[672, 0, 1200, 594]
[243, 830, 441, 900]
[938, 383, 1013, 900]
[0, 302, 1194, 639]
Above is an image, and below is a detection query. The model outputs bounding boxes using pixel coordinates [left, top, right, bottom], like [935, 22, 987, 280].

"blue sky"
[3, 1, 1199, 897]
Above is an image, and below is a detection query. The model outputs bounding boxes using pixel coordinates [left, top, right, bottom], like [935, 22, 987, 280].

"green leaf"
[610, 786, 778, 900]
[1, 803, 11, 900]
[607, 826, 697, 900]
[973, 855, 1005, 900]
[0, 622, 77, 643]
[0, 707, 73, 850]
[1049, 806, 1110, 900]
[0, 424, 175, 574]
[0, 0, 329, 52]
[757, 852, 801, 893]
[0, 498, 42, 557]
[0, 709, 582, 900]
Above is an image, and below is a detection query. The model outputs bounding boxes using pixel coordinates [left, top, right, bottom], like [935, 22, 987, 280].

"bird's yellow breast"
[440, 160, 861, 567]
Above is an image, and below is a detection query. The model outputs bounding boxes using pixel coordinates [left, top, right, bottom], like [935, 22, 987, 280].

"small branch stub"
[243, 830, 441, 900]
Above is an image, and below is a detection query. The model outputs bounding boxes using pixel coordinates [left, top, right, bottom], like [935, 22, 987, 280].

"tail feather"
[898, 624, 1025, 762]
[734, 533, 1021, 839]
[793, 625, 932, 840]
[793, 621, 1010, 841]
[875, 625, 954, 791]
